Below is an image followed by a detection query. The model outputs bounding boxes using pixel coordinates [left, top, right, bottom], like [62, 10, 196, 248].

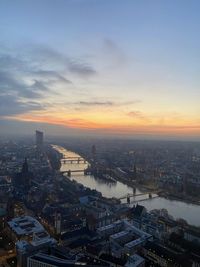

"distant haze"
[0, 119, 199, 142]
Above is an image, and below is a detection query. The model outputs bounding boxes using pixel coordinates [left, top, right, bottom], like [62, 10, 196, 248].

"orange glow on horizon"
[4, 112, 200, 137]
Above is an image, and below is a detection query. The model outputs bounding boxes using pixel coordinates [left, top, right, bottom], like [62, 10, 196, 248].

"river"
[53, 145, 200, 227]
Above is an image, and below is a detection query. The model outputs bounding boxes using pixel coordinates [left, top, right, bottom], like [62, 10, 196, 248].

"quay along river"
[53, 145, 200, 227]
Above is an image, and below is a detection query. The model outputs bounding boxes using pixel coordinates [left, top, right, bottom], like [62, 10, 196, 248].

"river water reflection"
[53, 145, 200, 227]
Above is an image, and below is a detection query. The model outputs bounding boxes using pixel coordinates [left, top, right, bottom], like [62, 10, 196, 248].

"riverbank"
[114, 176, 200, 206]
[107, 169, 158, 193]
[159, 192, 200, 206]
[53, 144, 200, 206]
[52, 144, 200, 226]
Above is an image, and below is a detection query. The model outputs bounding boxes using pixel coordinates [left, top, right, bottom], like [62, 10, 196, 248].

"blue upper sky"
[0, 0, 200, 139]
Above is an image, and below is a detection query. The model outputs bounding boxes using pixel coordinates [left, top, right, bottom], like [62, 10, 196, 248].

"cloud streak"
[68, 60, 97, 77]
[0, 44, 97, 117]
[127, 110, 145, 118]
[103, 38, 128, 67]
[0, 95, 43, 116]
[57, 100, 141, 110]
[78, 101, 114, 106]
[30, 44, 97, 77]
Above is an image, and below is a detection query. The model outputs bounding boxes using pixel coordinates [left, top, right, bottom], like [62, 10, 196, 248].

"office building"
[27, 251, 109, 267]
[8, 216, 56, 267]
[36, 130, 44, 149]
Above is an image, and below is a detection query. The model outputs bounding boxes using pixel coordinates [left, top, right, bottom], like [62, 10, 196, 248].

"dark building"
[131, 204, 146, 219]
[22, 157, 29, 174]
[142, 241, 192, 267]
[36, 130, 44, 150]
[91, 145, 96, 159]
[133, 164, 137, 180]
[21, 158, 31, 190]
[14, 158, 32, 193]
[27, 250, 109, 267]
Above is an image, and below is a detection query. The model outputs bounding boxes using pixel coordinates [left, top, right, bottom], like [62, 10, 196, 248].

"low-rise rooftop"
[8, 216, 44, 236]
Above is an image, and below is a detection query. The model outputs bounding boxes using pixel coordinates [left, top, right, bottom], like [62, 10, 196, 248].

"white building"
[97, 219, 152, 257]
[8, 216, 44, 240]
[8, 216, 56, 267]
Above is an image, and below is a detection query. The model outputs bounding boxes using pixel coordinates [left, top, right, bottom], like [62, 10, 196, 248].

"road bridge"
[61, 169, 85, 174]
[119, 192, 154, 200]
[61, 157, 87, 164]
[60, 169, 89, 177]
[119, 190, 161, 204]
[62, 156, 84, 159]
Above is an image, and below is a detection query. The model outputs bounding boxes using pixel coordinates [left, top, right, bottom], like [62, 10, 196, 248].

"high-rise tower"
[35, 130, 44, 150]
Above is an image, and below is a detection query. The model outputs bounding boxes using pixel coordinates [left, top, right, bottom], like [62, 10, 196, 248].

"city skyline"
[0, 0, 200, 140]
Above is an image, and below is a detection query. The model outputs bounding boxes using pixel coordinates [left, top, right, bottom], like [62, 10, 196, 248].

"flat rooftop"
[29, 252, 109, 267]
[97, 221, 123, 232]
[110, 230, 129, 240]
[125, 238, 144, 249]
[125, 254, 145, 267]
[8, 216, 44, 236]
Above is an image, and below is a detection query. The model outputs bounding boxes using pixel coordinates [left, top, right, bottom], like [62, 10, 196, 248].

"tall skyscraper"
[35, 130, 44, 149]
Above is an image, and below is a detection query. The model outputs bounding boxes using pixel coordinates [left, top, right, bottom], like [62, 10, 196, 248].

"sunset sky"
[0, 0, 200, 139]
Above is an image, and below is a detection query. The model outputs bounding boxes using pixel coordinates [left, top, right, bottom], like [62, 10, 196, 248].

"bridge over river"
[61, 167, 159, 203]
[61, 156, 87, 164]
[52, 144, 200, 227]
[60, 169, 87, 175]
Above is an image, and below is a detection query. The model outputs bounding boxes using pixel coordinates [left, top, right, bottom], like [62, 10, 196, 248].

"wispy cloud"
[78, 101, 113, 106]
[0, 70, 46, 99]
[103, 38, 127, 66]
[33, 70, 72, 84]
[0, 43, 97, 117]
[64, 100, 141, 109]
[127, 110, 145, 118]
[0, 95, 43, 116]
[126, 110, 150, 123]
[30, 44, 97, 77]
[68, 59, 97, 77]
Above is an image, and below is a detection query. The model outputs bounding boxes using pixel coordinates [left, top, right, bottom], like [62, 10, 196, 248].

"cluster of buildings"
[4, 184, 200, 267]
[76, 140, 200, 202]
[5, 204, 200, 267]
[0, 131, 48, 178]
[1, 136, 200, 267]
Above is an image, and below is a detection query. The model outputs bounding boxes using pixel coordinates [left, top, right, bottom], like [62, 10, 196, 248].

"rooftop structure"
[97, 219, 152, 256]
[124, 238, 145, 254]
[8, 216, 44, 237]
[12, 217, 56, 267]
[27, 251, 109, 267]
[110, 230, 129, 239]
[125, 254, 145, 267]
[97, 220, 123, 236]
[110, 230, 132, 244]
